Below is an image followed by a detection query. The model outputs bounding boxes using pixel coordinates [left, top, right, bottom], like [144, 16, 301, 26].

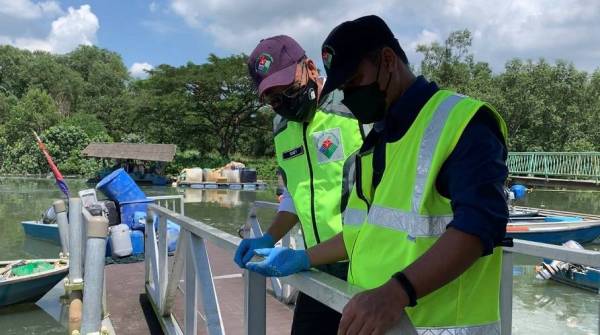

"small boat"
[21, 221, 60, 245]
[508, 206, 600, 244]
[0, 259, 68, 307]
[536, 240, 600, 292]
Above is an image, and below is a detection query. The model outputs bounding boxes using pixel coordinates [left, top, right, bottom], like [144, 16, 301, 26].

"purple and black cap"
[247, 35, 306, 96]
[321, 15, 407, 96]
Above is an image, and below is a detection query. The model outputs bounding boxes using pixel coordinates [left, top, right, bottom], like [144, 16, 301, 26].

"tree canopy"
[0, 31, 598, 178]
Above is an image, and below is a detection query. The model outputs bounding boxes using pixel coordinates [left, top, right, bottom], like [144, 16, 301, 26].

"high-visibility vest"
[343, 90, 508, 334]
[274, 90, 365, 248]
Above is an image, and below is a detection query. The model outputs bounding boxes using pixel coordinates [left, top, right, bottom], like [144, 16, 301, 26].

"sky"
[0, 0, 599, 79]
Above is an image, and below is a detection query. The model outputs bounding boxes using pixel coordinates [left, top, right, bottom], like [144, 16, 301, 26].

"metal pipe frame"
[146, 200, 600, 335]
[145, 203, 417, 334]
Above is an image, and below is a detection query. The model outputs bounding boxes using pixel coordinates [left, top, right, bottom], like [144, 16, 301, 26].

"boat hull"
[0, 260, 68, 307]
[507, 225, 600, 244]
[21, 221, 60, 245]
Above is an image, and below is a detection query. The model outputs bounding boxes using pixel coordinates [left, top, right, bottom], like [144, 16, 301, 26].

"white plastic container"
[224, 169, 240, 183]
[182, 168, 204, 183]
[109, 224, 133, 257]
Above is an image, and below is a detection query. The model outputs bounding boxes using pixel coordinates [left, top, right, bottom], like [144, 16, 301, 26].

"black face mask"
[272, 78, 318, 122]
[342, 60, 391, 124]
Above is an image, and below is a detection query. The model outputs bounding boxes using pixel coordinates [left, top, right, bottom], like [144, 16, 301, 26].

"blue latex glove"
[234, 233, 274, 268]
[245, 247, 311, 277]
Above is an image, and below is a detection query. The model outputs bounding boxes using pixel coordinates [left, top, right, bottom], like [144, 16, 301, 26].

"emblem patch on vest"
[313, 128, 344, 164]
[282, 146, 304, 160]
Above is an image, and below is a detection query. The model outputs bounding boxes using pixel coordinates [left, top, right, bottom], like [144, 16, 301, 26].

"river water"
[0, 177, 598, 334]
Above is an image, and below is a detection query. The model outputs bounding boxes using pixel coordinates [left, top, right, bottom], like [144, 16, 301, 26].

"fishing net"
[11, 261, 54, 276]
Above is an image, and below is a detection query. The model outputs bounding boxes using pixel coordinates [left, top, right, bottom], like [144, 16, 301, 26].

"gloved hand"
[234, 233, 275, 268]
[245, 247, 311, 277]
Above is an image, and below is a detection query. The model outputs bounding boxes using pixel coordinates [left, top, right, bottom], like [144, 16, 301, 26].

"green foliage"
[5, 88, 60, 140]
[1, 35, 599, 178]
[61, 112, 110, 139]
[416, 30, 600, 152]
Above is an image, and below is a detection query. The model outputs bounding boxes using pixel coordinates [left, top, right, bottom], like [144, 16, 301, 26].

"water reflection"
[181, 188, 244, 208]
[2, 179, 600, 334]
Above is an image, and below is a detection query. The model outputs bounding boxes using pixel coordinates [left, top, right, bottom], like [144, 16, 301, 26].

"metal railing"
[507, 152, 600, 181]
[144, 203, 418, 334]
[240, 201, 300, 303]
[145, 200, 600, 335]
[148, 195, 185, 215]
[500, 240, 600, 335]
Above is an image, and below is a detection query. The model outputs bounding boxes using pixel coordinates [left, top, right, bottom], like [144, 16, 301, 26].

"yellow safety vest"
[274, 90, 364, 248]
[343, 90, 508, 334]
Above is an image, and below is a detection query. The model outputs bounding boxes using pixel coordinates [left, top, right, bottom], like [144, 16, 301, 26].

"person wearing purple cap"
[244, 16, 509, 335]
[234, 35, 367, 333]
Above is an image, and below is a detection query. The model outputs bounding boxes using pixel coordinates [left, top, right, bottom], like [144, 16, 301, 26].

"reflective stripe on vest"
[343, 208, 367, 226]
[365, 95, 462, 237]
[413, 94, 464, 213]
[417, 322, 500, 335]
[367, 205, 452, 237]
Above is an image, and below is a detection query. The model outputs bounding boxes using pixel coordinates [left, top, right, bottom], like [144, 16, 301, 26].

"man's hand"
[245, 247, 311, 277]
[338, 280, 409, 335]
[233, 233, 274, 268]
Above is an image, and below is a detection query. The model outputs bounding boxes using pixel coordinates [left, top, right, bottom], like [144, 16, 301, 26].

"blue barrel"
[120, 199, 153, 229]
[510, 184, 528, 200]
[130, 230, 144, 255]
[96, 168, 146, 203]
[166, 220, 180, 253]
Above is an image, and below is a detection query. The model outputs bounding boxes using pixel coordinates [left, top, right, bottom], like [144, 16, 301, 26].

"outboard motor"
[536, 240, 584, 280]
[41, 205, 57, 224]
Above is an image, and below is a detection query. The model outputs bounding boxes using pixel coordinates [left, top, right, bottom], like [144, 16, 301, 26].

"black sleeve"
[436, 108, 509, 256]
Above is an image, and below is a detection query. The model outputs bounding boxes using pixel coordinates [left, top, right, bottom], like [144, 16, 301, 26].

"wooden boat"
[508, 206, 600, 244]
[0, 259, 68, 307]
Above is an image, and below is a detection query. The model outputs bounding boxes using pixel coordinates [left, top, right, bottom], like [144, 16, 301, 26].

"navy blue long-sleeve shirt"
[362, 76, 508, 256]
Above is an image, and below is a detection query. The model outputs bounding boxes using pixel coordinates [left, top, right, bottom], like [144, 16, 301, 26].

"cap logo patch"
[322, 45, 335, 69]
[255, 53, 273, 75]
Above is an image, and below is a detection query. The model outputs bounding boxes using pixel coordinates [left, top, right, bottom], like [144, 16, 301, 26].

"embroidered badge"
[255, 53, 273, 75]
[313, 128, 344, 164]
[322, 45, 335, 69]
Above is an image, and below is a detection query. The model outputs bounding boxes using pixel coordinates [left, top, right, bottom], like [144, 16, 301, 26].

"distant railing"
[507, 152, 600, 181]
[145, 201, 600, 335]
[148, 195, 185, 215]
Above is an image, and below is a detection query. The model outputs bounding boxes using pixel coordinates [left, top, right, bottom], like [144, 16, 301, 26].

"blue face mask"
[342, 59, 391, 124]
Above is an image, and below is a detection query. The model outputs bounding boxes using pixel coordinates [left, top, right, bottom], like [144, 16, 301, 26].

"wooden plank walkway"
[105, 241, 294, 334]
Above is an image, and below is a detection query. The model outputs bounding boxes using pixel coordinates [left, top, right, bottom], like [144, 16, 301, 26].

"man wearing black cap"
[245, 16, 509, 334]
[235, 35, 367, 334]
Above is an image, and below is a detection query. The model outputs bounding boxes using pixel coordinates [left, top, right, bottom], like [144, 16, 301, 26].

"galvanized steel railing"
[507, 152, 600, 181]
[144, 202, 418, 334]
[144, 200, 600, 335]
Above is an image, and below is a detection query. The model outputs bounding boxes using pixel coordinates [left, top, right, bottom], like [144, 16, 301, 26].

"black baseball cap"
[321, 15, 406, 96]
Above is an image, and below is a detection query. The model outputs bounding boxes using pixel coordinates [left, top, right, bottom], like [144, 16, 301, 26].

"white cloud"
[130, 62, 154, 79]
[168, 0, 600, 72]
[169, 0, 394, 66]
[409, 29, 440, 51]
[0, 4, 99, 54]
[0, 0, 62, 20]
[149, 2, 159, 13]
